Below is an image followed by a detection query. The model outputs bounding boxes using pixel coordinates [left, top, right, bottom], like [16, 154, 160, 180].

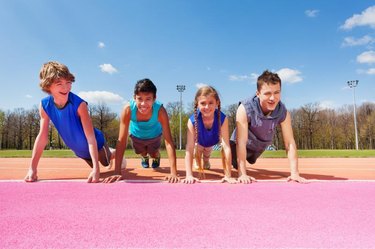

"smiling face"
[197, 94, 218, 119]
[256, 83, 281, 115]
[49, 78, 72, 105]
[134, 92, 155, 115]
[39, 61, 75, 93]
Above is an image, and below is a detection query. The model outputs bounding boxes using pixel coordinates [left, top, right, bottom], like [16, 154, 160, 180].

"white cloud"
[361, 99, 375, 104]
[98, 42, 105, 48]
[250, 73, 258, 82]
[229, 75, 250, 81]
[229, 70, 301, 85]
[357, 50, 375, 64]
[342, 35, 374, 47]
[99, 64, 118, 74]
[276, 68, 303, 84]
[78, 91, 124, 104]
[305, 9, 319, 18]
[366, 68, 375, 74]
[25, 94, 33, 98]
[340, 6, 375, 30]
[196, 83, 208, 89]
[319, 100, 335, 110]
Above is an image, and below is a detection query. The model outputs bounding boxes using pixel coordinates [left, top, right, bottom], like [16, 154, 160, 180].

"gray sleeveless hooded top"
[230, 95, 287, 153]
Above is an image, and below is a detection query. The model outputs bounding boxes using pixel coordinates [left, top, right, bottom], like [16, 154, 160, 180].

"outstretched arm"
[158, 106, 179, 183]
[25, 104, 49, 182]
[236, 104, 255, 184]
[102, 104, 131, 183]
[280, 111, 307, 183]
[220, 117, 237, 183]
[182, 119, 200, 184]
[78, 102, 100, 183]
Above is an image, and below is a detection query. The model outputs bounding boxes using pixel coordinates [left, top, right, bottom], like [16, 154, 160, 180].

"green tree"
[0, 109, 4, 149]
[90, 102, 118, 147]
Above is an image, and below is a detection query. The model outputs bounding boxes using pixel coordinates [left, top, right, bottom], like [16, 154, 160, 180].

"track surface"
[0, 157, 374, 181]
[1, 157, 374, 248]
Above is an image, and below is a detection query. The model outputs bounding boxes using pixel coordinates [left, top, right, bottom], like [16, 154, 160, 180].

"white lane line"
[1, 179, 375, 183]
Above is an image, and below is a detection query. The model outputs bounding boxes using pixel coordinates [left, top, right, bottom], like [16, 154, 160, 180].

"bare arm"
[114, 104, 131, 175]
[77, 102, 100, 183]
[235, 104, 254, 183]
[182, 119, 200, 183]
[101, 104, 131, 183]
[280, 111, 307, 183]
[220, 117, 237, 183]
[25, 104, 49, 182]
[158, 106, 179, 183]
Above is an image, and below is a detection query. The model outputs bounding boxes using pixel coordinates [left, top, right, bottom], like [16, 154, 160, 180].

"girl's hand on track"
[220, 176, 238, 184]
[182, 175, 200, 184]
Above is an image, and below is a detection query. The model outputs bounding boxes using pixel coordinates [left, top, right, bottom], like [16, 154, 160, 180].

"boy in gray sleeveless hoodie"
[230, 70, 306, 184]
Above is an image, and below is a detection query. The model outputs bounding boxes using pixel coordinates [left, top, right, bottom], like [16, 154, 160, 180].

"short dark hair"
[134, 78, 157, 97]
[257, 70, 281, 91]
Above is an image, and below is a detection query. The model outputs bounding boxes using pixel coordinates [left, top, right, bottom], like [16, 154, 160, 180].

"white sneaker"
[106, 147, 116, 169]
[193, 160, 199, 170]
[109, 147, 116, 154]
[107, 159, 114, 170]
[121, 158, 127, 169]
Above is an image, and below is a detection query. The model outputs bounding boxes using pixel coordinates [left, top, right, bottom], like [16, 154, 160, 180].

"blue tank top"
[190, 109, 227, 147]
[41, 92, 105, 159]
[230, 95, 287, 152]
[129, 100, 163, 139]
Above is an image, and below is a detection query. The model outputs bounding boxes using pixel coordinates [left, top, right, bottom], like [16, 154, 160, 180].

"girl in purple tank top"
[183, 86, 237, 184]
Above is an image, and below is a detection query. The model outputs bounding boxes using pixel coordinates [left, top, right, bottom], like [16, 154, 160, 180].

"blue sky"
[1, 0, 375, 115]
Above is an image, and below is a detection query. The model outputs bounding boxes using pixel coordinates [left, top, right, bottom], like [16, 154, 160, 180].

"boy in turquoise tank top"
[104, 79, 179, 183]
[24, 61, 115, 183]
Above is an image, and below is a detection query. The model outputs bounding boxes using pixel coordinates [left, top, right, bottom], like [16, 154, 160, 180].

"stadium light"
[347, 80, 359, 150]
[176, 85, 186, 150]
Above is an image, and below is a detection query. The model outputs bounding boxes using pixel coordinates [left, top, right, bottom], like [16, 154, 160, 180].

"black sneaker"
[151, 157, 160, 168]
[141, 156, 150, 168]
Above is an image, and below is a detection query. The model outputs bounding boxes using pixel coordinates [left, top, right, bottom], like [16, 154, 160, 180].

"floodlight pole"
[347, 80, 359, 150]
[176, 85, 186, 150]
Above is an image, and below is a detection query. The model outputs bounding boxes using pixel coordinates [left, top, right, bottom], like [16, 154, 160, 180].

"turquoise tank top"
[129, 100, 163, 139]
